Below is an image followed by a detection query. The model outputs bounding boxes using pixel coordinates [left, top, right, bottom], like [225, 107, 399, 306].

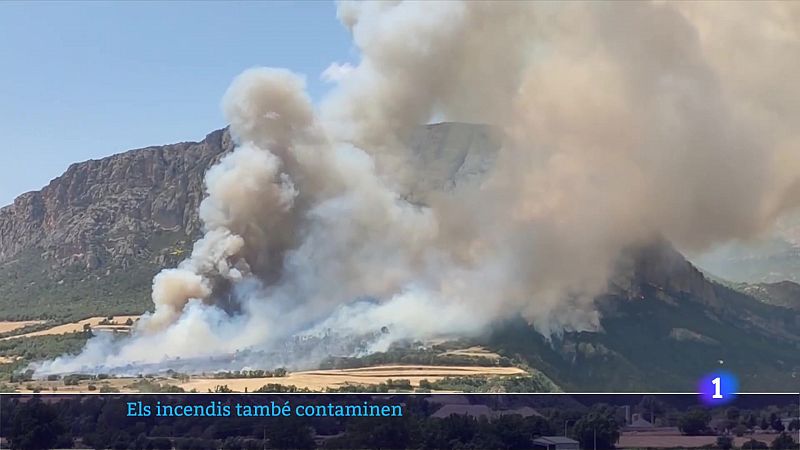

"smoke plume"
[37, 1, 800, 374]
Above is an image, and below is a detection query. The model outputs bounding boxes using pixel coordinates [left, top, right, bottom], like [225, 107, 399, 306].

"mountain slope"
[739, 280, 800, 310]
[0, 123, 497, 320]
[0, 128, 234, 320]
[1, 123, 798, 392]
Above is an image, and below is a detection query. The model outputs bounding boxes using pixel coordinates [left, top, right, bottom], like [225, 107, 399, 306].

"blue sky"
[0, 1, 352, 206]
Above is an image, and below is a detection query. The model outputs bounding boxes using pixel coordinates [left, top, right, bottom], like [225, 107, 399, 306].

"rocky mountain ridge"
[0, 122, 798, 391]
[0, 128, 234, 273]
[0, 123, 797, 327]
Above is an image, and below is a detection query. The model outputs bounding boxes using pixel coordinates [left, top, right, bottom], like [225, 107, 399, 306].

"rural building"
[497, 406, 544, 418]
[425, 395, 471, 406]
[431, 404, 494, 419]
[532, 436, 581, 450]
[625, 413, 656, 430]
[429, 401, 545, 420]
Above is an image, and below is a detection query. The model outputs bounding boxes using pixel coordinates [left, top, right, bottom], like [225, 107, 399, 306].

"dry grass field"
[14, 364, 526, 393]
[0, 320, 46, 334]
[440, 346, 501, 360]
[179, 365, 526, 392]
[1, 315, 139, 341]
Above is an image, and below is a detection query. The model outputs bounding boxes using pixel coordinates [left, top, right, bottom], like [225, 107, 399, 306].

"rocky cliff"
[0, 123, 503, 320]
[0, 123, 500, 275]
[0, 128, 234, 272]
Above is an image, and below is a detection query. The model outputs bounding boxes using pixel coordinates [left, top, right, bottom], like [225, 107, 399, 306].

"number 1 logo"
[712, 377, 723, 399]
[700, 372, 737, 404]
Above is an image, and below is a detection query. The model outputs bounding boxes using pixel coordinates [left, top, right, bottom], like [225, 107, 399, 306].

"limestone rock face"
[0, 128, 234, 272]
[0, 123, 501, 277]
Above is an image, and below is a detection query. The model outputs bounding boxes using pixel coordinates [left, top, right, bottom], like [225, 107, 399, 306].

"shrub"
[771, 432, 796, 450]
[716, 435, 733, 450]
[742, 439, 769, 450]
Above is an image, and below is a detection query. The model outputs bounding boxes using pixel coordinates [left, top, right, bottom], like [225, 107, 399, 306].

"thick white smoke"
[37, 1, 800, 374]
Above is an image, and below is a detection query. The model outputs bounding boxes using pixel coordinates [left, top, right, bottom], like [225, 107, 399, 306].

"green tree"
[573, 405, 620, 450]
[773, 418, 786, 433]
[7, 398, 70, 450]
[771, 432, 796, 450]
[742, 439, 769, 450]
[265, 418, 315, 449]
[717, 436, 734, 450]
[678, 408, 711, 436]
[149, 437, 173, 450]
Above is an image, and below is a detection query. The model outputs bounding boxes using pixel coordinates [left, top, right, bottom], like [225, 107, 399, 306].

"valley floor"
[179, 365, 526, 393]
[12, 364, 527, 393]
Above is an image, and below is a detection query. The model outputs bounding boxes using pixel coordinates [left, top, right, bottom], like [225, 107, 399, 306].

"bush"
[386, 379, 412, 390]
[148, 437, 173, 450]
[679, 408, 711, 436]
[742, 439, 769, 450]
[573, 405, 620, 450]
[63, 373, 92, 386]
[716, 436, 733, 450]
[771, 432, 796, 450]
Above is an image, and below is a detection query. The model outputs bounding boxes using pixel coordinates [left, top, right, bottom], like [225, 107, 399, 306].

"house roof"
[629, 417, 655, 428]
[533, 436, 580, 445]
[425, 395, 470, 405]
[498, 406, 544, 418]
[431, 404, 493, 419]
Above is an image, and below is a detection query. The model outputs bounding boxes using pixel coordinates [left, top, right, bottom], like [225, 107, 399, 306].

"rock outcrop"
[0, 128, 234, 272]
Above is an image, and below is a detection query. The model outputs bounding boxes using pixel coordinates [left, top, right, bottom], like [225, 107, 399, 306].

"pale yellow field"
[16, 377, 155, 394]
[0, 320, 46, 334]
[179, 365, 526, 392]
[1, 315, 139, 340]
[13, 364, 526, 393]
[440, 346, 501, 360]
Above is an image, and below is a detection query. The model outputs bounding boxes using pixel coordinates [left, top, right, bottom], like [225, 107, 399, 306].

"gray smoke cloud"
[36, 1, 800, 375]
